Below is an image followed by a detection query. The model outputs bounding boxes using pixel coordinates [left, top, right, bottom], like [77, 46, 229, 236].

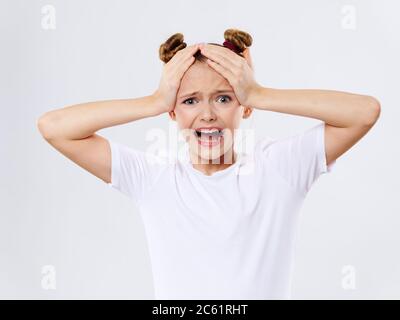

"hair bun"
[159, 33, 187, 63]
[159, 29, 253, 63]
[223, 28, 253, 54]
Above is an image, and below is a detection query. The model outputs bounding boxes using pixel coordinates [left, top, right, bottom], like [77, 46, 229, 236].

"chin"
[188, 137, 235, 165]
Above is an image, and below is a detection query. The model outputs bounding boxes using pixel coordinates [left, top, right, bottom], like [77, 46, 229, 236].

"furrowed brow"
[179, 89, 233, 99]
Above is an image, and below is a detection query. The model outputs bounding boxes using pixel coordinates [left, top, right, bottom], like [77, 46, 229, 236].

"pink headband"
[223, 40, 241, 54]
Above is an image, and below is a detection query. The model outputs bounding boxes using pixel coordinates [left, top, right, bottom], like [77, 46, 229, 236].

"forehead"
[178, 62, 232, 96]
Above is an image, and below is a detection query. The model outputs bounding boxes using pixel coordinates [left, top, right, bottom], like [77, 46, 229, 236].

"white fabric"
[107, 122, 335, 299]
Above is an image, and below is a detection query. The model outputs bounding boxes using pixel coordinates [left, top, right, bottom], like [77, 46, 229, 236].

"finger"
[170, 45, 198, 76]
[203, 43, 241, 61]
[170, 44, 200, 66]
[205, 58, 236, 84]
[167, 44, 198, 76]
[201, 46, 239, 73]
[202, 44, 242, 68]
[177, 55, 196, 74]
[174, 56, 196, 82]
[201, 45, 243, 77]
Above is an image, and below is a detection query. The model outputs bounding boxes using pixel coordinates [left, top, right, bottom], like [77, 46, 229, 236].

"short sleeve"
[107, 139, 167, 206]
[260, 122, 336, 195]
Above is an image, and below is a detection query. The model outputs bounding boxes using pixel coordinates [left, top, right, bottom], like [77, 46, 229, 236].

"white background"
[1, 0, 399, 299]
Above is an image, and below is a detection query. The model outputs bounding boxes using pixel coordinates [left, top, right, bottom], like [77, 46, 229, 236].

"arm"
[37, 43, 201, 185]
[37, 95, 164, 184]
[249, 87, 381, 165]
[197, 45, 381, 166]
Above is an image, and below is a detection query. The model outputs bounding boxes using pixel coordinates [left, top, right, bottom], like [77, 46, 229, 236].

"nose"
[199, 104, 217, 122]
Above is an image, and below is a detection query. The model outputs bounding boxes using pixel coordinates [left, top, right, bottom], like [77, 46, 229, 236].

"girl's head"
[159, 29, 254, 164]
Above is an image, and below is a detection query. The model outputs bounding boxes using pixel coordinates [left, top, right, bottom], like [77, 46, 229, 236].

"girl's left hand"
[199, 44, 262, 107]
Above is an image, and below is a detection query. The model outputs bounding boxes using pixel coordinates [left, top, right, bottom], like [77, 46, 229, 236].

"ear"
[242, 48, 253, 70]
[242, 106, 253, 119]
[168, 110, 176, 121]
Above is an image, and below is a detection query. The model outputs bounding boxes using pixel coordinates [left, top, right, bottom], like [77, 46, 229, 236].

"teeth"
[198, 129, 220, 133]
[195, 129, 223, 138]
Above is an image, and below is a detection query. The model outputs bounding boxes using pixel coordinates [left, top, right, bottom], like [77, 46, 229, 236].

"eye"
[217, 95, 232, 103]
[182, 98, 197, 105]
[182, 95, 232, 105]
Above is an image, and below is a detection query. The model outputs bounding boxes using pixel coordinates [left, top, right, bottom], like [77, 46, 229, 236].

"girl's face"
[169, 61, 252, 164]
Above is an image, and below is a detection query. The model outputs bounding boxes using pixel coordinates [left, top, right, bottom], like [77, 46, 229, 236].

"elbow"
[37, 112, 58, 140]
[361, 96, 381, 127]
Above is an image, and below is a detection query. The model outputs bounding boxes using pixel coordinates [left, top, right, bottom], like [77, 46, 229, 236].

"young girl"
[37, 29, 381, 299]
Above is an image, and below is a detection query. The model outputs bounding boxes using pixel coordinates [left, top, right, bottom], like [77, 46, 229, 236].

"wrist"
[145, 93, 168, 116]
[248, 85, 273, 110]
[149, 91, 170, 116]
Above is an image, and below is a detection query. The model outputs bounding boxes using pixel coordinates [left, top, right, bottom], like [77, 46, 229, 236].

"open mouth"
[194, 128, 224, 147]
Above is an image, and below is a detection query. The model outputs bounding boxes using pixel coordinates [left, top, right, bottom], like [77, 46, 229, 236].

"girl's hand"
[152, 44, 201, 113]
[199, 44, 262, 107]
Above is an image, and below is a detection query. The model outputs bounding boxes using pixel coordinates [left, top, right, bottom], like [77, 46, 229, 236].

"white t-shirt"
[107, 122, 335, 299]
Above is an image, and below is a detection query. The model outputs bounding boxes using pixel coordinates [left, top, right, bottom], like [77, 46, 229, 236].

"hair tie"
[223, 40, 241, 54]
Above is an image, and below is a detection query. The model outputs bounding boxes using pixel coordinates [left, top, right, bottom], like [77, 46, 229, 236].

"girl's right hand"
[152, 43, 201, 113]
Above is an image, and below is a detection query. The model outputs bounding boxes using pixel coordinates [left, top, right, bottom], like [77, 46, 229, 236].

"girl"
[37, 29, 381, 299]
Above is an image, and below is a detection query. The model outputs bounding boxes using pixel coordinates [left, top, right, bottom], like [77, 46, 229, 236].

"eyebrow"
[179, 89, 233, 99]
